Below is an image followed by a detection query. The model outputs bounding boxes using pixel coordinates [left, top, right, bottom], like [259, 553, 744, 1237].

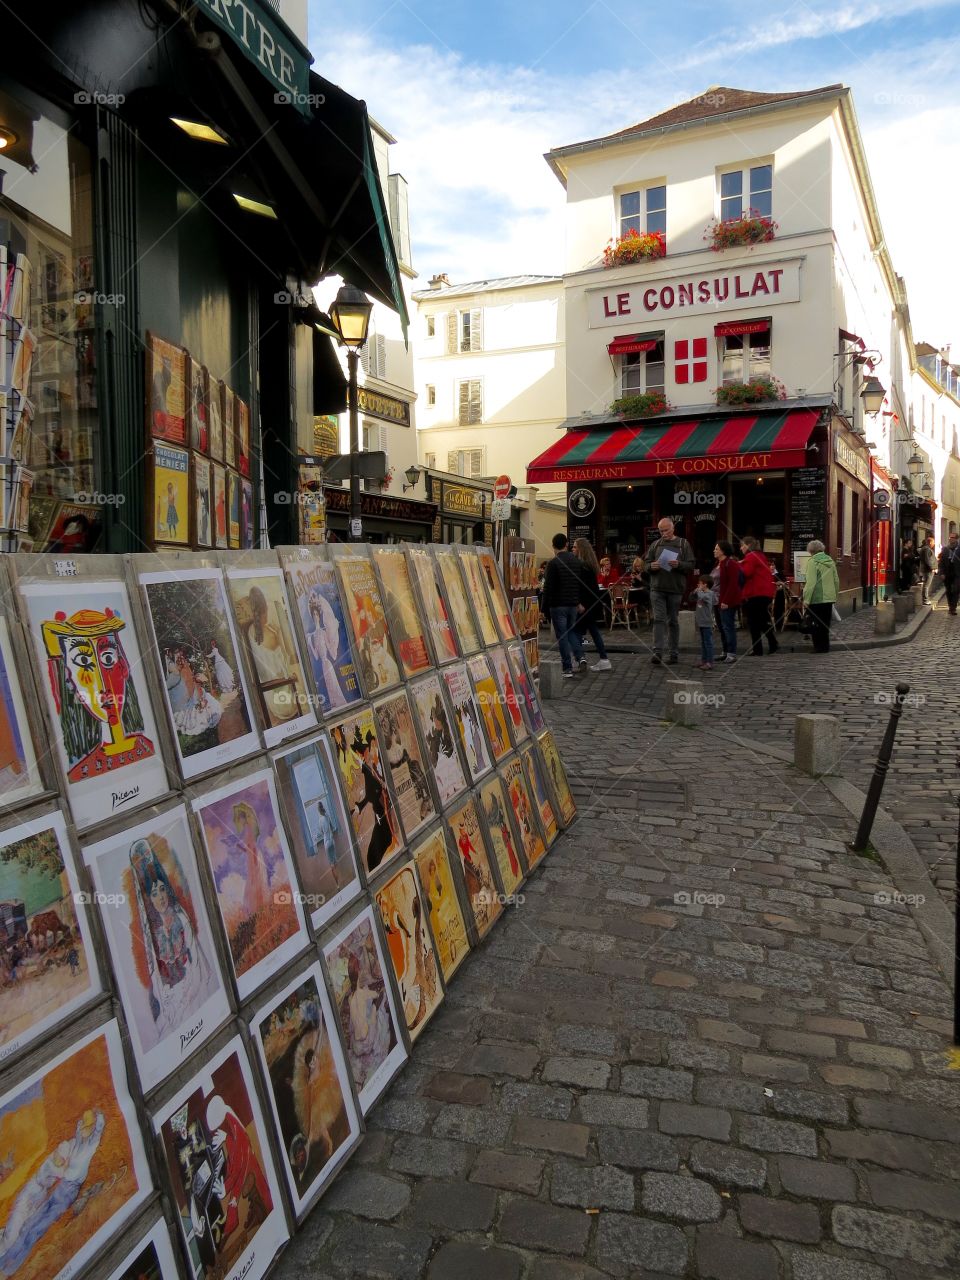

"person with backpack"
[713, 540, 742, 662]
[541, 532, 585, 678]
[801, 540, 840, 653]
[739, 536, 779, 656]
[644, 517, 695, 665]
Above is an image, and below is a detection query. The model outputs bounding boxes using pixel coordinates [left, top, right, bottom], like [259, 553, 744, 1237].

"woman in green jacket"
[802, 540, 841, 653]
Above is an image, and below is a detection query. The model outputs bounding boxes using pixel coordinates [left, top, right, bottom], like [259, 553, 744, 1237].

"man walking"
[644, 517, 695, 665]
[920, 535, 938, 605]
[938, 532, 960, 615]
[541, 532, 585, 678]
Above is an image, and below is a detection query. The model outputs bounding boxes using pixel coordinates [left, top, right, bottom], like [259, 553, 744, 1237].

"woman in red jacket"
[713, 541, 742, 662]
[739, 536, 779, 656]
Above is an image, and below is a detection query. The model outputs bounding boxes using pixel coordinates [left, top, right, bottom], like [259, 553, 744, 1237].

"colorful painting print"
[0, 617, 42, 808]
[434, 549, 480, 655]
[226, 568, 315, 748]
[193, 456, 212, 548]
[227, 471, 241, 549]
[272, 734, 360, 931]
[375, 690, 435, 842]
[212, 464, 227, 549]
[468, 654, 512, 763]
[223, 386, 236, 469]
[140, 568, 259, 779]
[81, 805, 231, 1092]
[507, 644, 545, 733]
[241, 479, 254, 549]
[322, 907, 406, 1113]
[521, 744, 558, 847]
[188, 357, 209, 455]
[477, 547, 517, 642]
[208, 379, 224, 463]
[374, 862, 442, 1041]
[236, 399, 251, 477]
[19, 579, 167, 828]
[193, 770, 307, 999]
[501, 755, 546, 869]
[0, 1021, 151, 1280]
[537, 730, 576, 826]
[285, 558, 361, 715]
[412, 829, 469, 983]
[154, 1037, 287, 1280]
[147, 333, 186, 444]
[334, 553, 401, 695]
[457, 551, 499, 646]
[0, 811, 99, 1064]
[42, 503, 103, 554]
[479, 775, 524, 895]
[103, 1219, 179, 1280]
[489, 646, 529, 743]
[442, 664, 491, 783]
[251, 964, 360, 1217]
[409, 674, 467, 807]
[152, 443, 189, 547]
[371, 548, 431, 677]
[406, 548, 458, 664]
[524, 634, 540, 673]
[446, 797, 501, 940]
[328, 707, 403, 877]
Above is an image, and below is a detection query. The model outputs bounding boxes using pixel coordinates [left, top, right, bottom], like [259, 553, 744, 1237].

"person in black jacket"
[573, 538, 612, 671]
[919, 535, 937, 604]
[938, 532, 960, 615]
[540, 532, 585, 678]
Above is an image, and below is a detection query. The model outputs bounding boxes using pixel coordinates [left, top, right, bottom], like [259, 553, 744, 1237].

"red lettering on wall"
[698, 281, 711, 303]
[603, 296, 617, 317]
[617, 292, 631, 315]
[752, 272, 770, 296]
[678, 283, 693, 306]
[770, 269, 783, 293]
[714, 278, 729, 302]
[643, 288, 658, 311]
[734, 276, 750, 298]
[660, 286, 675, 309]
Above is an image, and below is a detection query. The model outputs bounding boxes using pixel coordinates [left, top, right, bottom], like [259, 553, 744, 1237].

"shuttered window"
[447, 447, 485, 477]
[458, 379, 482, 425]
[360, 334, 387, 379]
[458, 309, 482, 352]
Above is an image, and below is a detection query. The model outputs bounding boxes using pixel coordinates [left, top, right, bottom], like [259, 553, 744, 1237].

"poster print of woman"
[329, 713, 402, 876]
[286, 560, 361, 714]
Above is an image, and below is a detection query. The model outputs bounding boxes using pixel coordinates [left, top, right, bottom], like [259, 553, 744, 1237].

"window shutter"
[448, 449, 461, 474]
[375, 334, 386, 378]
[360, 344, 370, 375]
[469, 448, 484, 477]
[458, 381, 470, 426]
[470, 308, 482, 352]
[446, 313, 457, 354]
[469, 379, 482, 424]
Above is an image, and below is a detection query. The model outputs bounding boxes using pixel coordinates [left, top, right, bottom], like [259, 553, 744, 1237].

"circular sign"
[568, 488, 596, 518]
[873, 489, 890, 507]
[494, 474, 511, 500]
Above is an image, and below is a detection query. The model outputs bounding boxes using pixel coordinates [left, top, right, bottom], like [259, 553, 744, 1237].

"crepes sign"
[189, 0, 312, 112]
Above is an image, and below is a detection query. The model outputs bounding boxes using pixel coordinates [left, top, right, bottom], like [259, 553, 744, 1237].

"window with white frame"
[721, 330, 772, 384]
[425, 451, 437, 469]
[426, 384, 436, 406]
[426, 315, 436, 337]
[719, 163, 773, 221]
[362, 420, 389, 489]
[458, 379, 482, 424]
[448, 447, 485, 477]
[619, 185, 667, 237]
[446, 308, 483, 353]
[621, 342, 665, 394]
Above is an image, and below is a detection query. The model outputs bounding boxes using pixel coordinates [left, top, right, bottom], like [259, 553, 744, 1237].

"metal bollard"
[851, 684, 910, 852]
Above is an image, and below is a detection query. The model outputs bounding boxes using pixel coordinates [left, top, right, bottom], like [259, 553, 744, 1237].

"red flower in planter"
[705, 208, 778, 252]
[603, 229, 667, 267]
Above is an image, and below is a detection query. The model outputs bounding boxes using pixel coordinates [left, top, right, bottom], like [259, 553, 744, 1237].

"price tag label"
[54, 559, 80, 577]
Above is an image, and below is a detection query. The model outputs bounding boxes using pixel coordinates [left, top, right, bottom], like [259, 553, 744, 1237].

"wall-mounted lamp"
[860, 375, 886, 415]
[402, 465, 421, 493]
[0, 125, 17, 151]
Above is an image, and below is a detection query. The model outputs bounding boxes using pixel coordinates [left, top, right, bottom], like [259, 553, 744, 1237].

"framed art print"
[208, 377, 224, 462]
[0, 614, 44, 809]
[433, 547, 481, 656]
[227, 471, 241, 549]
[467, 653, 512, 763]
[476, 546, 518, 642]
[489, 646, 529, 744]
[192, 454, 212, 549]
[101, 1219, 179, 1280]
[374, 860, 443, 1042]
[328, 705, 403, 879]
[282, 553, 362, 716]
[411, 827, 470, 983]
[374, 688, 436, 842]
[146, 332, 186, 444]
[445, 795, 502, 940]
[405, 547, 458, 664]
[409, 673, 467, 808]
[188, 356, 209, 455]
[442, 663, 491, 783]
[478, 773, 525, 895]
[150, 443, 190, 548]
[500, 754, 546, 870]
[212, 463, 227, 549]
[521, 742, 559, 847]
[370, 547, 431, 678]
[537, 729, 577, 827]
[332, 549, 402, 696]
[456, 547, 500, 646]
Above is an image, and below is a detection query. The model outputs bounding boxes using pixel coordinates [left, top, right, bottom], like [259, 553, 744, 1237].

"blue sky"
[309, 0, 960, 350]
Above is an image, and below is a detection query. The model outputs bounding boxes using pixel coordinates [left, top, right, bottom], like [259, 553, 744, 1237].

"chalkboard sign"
[791, 467, 827, 551]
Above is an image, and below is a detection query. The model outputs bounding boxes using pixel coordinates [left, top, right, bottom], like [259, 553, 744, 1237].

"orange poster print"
[412, 829, 469, 983]
[446, 797, 501, 940]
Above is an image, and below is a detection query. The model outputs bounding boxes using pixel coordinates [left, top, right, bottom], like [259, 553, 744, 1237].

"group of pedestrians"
[540, 533, 614, 678]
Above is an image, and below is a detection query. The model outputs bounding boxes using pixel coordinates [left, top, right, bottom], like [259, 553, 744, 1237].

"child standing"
[694, 574, 717, 671]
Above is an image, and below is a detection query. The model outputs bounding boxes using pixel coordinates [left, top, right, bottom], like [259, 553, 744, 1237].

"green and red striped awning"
[527, 408, 819, 484]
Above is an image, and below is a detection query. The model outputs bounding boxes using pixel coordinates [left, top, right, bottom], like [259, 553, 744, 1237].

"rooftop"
[413, 274, 561, 301]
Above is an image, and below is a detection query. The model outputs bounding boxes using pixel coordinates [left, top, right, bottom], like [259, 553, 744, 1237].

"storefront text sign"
[443, 485, 485, 517]
[324, 486, 436, 523]
[588, 260, 801, 328]
[834, 433, 870, 487]
[189, 0, 312, 112]
[356, 387, 411, 427]
[549, 450, 809, 484]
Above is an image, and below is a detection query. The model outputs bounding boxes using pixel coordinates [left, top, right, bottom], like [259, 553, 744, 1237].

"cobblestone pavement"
[276, 690, 960, 1280]
[563, 605, 959, 904]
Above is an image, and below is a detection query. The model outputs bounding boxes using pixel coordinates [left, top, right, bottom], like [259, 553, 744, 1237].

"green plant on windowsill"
[715, 376, 786, 406]
[610, 390, 671, 418]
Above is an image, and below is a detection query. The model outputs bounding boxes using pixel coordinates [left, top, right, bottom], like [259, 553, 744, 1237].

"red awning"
[715, 319, 770, 337]
[527, 408, 820, 484]
[607, 334, 659, 355]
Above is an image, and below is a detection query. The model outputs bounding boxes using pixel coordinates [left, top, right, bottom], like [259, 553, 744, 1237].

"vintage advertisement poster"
[226, 567, 316, 748]
[250, 963, 361, 1217]
[19, 578, 168, 827]
[477, 546, 518, 642]
[0, 810, 99, 1064]
[537, 729, 577, 826]
[501, 755, 546, 869]
[241, 479, 254, 549]
[0, 616, 43, 808]
[409, 673, 467, 807]
[153, 1037, 288, 1280]
[434, 548, 480, 655]
[81, 805, 231, 1092]
[322, 906, 407, 1113]
[193, 769, 308, 1000]
[227, 471, 241, 550]
[151, 443, 190, 547]
[371, 548, 431, 677]
[412, 829, 469, 983]
[223, 386, 236, 468]
[467, 653, 513, 762]
[236, 399, 251, 477]
[212, 463, 227, 549]
[328, 707, 403, 878]
[193, 455, 212, 548]
[286, 558, 361, 714]
[489, 646, 529, 743]
[0, 1020, 151, 1280]
[188, 357, 208, 454]
[442, 664, 491, 783]
[272, 733, 361, 932]
[522, 743, 559, 847]
[140, 567, 259, 779]
[507, 644, 545, 733]
[102, 1219, 179, 1280]
[406, 547, 458, 664]
[374, 862, 443, 1041]
[334, 552, 401, 695]
[374, 690, 435, 841]
[446, 797, 501, 940]
[208, 378, 224, 462]
[479, 775, 524, 895]
[458, 550, 499, 646]
[147, 333, 186, 444]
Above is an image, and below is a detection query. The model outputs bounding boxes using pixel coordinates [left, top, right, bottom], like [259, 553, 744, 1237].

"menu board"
[790, 467, 827, 553]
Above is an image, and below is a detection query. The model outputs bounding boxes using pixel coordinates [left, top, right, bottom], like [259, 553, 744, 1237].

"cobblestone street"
[276, 624, 960, 1280]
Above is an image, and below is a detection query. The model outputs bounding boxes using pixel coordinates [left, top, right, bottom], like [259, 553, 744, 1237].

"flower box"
[705, 209, 778, 252]
[603, 229, 666, 268]
[611, 390, 671, 418]
[715, 376, 786, 406]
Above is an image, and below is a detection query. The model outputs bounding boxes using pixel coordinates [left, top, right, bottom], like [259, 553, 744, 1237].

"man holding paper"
[644, 517, 696, 664]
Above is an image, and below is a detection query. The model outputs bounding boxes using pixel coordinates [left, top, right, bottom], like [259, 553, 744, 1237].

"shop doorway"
[727, 475, 788, 576]
[604, 482, 653, 572]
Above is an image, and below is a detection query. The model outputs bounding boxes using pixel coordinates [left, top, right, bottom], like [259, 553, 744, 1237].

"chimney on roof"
[428, 273, 451, 290]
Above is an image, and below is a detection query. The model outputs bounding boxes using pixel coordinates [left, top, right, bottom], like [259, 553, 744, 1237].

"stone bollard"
[794, 713, 841, 776]
[910, 584, 924, 612]
[665, 679, 703, 727]
[539, 661, 566, 700]
[893, 594, 912, 625]
[874, 601, 896, 636]
[678, 610, 698, 652]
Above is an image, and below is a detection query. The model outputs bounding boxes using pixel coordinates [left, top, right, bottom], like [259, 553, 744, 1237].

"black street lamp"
[330, 284, 374, 541]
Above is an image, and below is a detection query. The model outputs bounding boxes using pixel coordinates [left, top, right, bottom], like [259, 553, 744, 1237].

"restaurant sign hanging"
[189, 0, 312, 112]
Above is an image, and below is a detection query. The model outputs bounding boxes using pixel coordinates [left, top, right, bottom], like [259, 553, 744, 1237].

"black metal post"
[851, 683, 910, 852]
[347, 349, 361, 542]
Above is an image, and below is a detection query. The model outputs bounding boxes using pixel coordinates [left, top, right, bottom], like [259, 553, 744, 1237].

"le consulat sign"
[588, 259, 801, 328]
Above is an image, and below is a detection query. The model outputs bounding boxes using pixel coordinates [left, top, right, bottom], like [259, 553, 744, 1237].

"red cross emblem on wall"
[675, 338, 707, 383]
